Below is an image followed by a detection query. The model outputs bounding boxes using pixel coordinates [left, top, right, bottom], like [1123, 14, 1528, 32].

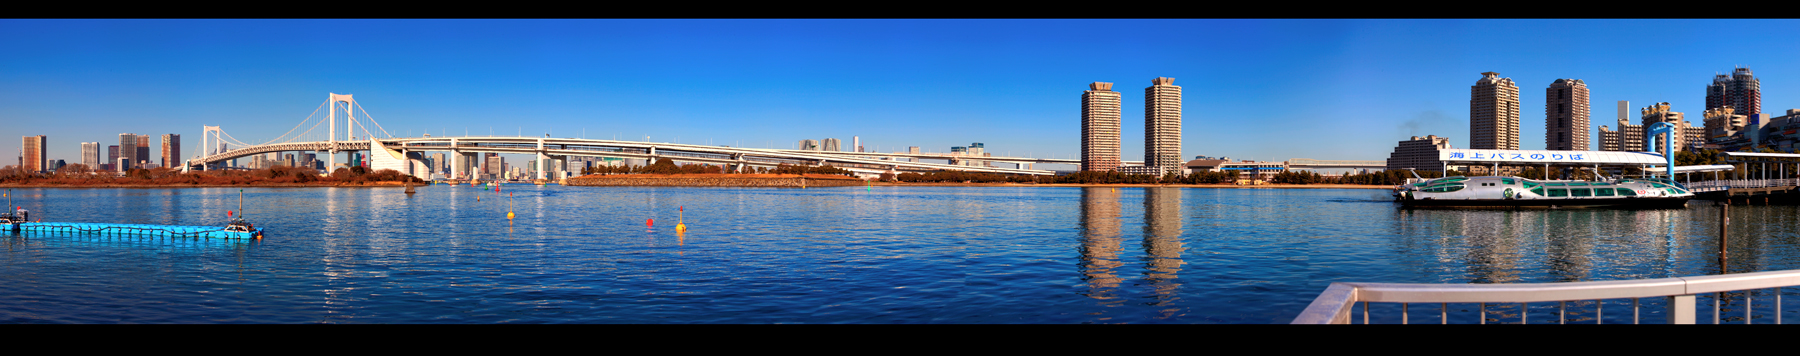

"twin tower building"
[1082, 77, 1182, 174]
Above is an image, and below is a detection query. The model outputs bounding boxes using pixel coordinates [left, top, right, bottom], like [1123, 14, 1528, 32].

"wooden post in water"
[1720, 200, 1729, 275]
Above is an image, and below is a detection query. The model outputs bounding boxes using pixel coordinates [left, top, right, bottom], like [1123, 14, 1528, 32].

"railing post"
[1668, 294, 1696, 324]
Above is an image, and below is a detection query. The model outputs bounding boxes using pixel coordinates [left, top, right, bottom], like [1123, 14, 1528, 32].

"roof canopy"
[1438, 149, 1669, 165]
[1672, 164, 1736, 173]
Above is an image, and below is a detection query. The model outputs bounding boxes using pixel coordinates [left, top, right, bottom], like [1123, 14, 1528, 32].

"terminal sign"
[1446, 151, 1585, 162]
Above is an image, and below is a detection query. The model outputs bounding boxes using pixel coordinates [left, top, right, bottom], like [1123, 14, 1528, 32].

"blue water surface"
[0, 185, 1794, 323]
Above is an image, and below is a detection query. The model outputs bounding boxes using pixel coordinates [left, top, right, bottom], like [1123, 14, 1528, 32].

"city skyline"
[8, 19, 1800, 168]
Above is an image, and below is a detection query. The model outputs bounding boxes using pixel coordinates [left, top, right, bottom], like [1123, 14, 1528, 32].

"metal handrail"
[1293, 269, 1800, 324]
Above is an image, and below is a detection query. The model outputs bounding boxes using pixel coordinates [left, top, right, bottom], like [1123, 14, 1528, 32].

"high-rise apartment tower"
[136, 135, 151, 168]
[1545, 79, 1590, 150]
[1144, 77, 1182, 171]
[1706, 67, 1761, 118]
[118, 134, 137, 171]
[82, 142, 99, 169]
[22, 135, 46, 173]
[1471, 72, 1521, 150]
[161, 134, 180, 170]
[1082, 82, 1121, 172]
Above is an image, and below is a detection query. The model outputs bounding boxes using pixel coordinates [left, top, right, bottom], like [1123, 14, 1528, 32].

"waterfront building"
[1704, 106, 1751, 149]
[1082, 82, 1122, 172]
[1386, 135, 1452, 172]
[107, 145, 119, 172]
[1601, 102, 1703, 154]
[161, 134, 180, 170]
[81, 142, 98, 169]
[137, 135, 151, 168]
[21, 135, 46, 173]
[1706, 67, 1761, 118]
[1471, 72, 1520, 150]
[485, 153, 502, 176]
[118, 134, 137, 170]
[1145, 77, 1183, 172]
[823, 138, 842, 152]
[1545, 79, 1589, 150]
[799, 139, 820, 151]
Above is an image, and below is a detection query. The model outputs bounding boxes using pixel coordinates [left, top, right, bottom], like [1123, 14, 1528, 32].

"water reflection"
[1078, 187, 1121, 302]
[1141, 188, 1184, 310]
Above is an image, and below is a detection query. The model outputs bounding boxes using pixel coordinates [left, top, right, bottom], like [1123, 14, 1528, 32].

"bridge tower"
[197, 125, 224, 171]
[327, 93, 358, 172]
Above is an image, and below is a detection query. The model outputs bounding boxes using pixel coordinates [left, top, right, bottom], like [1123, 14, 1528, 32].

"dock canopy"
[1672, 165, 1735, 173]
[1437, 149, 1669, 165]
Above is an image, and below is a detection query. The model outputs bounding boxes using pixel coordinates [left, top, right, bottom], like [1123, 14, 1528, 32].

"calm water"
[3, 185, 1798, 323]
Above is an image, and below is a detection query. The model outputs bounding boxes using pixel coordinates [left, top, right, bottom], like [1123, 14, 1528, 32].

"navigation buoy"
[676, 206, 687, 232]
[647, 218, 654, 228]
[507, 192, 514, 220]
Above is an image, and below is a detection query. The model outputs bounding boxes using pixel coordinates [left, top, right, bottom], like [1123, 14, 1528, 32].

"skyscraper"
[82, 142, 99, 169]
[1471, 72, 1520, 150]
[161, 134, 180, 169]
[22, 135, 46, 173]
[1706, 67, 1761, 118]
[107, 145, 119, 171]
[798, 139, 819, 151]
[1144, 77, 1182, 171]
[823, 138, 842, 152]
[1545, 79, 1590, 150]
[1082, 82, 1121, 172]
[118, 133, 137, 171]
[137, 135, 151, 168]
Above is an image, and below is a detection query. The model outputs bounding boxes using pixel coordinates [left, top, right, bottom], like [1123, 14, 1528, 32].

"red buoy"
[647, 218, 654, 227]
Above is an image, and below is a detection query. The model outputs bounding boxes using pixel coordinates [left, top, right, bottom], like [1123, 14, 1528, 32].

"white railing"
[1293, 269, 1800, 324]
[1684, 178, 1800, 192]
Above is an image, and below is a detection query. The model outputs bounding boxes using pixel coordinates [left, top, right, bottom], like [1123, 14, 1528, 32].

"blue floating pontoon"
[3, 217, 262, 239]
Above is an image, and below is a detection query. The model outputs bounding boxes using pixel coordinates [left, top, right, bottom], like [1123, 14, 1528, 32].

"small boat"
[1395, 176, 1694, 208]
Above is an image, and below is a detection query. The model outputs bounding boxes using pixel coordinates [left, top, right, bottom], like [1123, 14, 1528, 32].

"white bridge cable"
[349, 100, 393, 139]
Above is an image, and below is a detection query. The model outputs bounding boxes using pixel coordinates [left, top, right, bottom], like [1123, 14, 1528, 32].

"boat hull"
[1399, 196, 1691, 209]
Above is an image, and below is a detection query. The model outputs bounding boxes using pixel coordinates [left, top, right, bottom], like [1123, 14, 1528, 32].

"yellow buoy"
[675, 206, 687, 232]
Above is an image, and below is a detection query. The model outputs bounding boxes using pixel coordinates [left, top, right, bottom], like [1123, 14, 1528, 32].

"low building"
[1386, 135, 1452, 172]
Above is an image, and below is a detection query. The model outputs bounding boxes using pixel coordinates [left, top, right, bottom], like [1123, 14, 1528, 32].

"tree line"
[0, 163, 423, 185]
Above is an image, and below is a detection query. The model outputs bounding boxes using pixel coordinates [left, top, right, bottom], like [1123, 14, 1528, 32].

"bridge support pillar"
[536, 138, 547, 180]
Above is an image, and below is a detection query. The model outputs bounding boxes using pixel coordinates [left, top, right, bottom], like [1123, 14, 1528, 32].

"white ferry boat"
[1394, 176, 1693, 208]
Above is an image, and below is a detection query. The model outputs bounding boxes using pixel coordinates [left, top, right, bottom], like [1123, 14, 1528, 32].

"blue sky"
[5, 19, 1799, 170]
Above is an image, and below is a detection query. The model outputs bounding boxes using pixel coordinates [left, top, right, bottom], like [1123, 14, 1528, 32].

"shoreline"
[869, 183, 1395, 189]
[0, 181, 414, 188]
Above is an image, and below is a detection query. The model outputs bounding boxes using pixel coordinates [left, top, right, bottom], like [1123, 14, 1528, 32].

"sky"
[5, 19, 1800, 170]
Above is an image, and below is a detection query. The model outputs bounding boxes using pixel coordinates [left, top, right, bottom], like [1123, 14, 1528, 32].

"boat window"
[1595, 188, 1616, 196]
[1617, 188, 1637, 196]
[1425, 184, 1465, 193]
[1545, 183, 1566, 187]
[1649, 183, 1670, 189]
[1531, 187, 1545, 196]
[1667, 188, 1683, 195]
[1523, 181, 1541, 189]
[1502, 178, 1516, 185]
[1548, 188, 1569, 197]
[1572, 188, 1592, 197]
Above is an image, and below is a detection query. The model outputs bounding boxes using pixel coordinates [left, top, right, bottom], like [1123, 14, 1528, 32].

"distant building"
[1706, 67, 1761, 118]
[1387, 135, 1452, 172]
[1144, 77, 1183, 171]
[107, 145, 120, 172]
[823, 138, 842, 152]
[799, 139, 820, 151]
[136, 135, 150, 168]
[161, 134, 180, 169]
[21, 135, 46, 173]
[81, 142, 99, 169]
[1600, 102, 1703, 154]
[118, 133, 137, 170]
[1082, 82, 1121, 172]
[1471, 72, 1520, 150]
[1545, 79, 1589, 150]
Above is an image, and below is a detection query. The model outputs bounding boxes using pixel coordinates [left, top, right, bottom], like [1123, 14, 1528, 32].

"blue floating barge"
[4, 219, 263, 239]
